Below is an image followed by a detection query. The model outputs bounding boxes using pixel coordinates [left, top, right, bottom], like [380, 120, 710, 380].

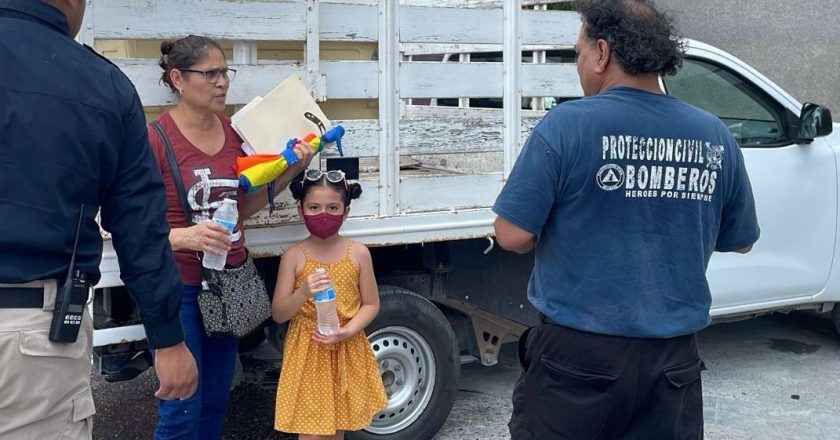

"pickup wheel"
[348, 286, 459, 440]
[832, 305, 840, 336]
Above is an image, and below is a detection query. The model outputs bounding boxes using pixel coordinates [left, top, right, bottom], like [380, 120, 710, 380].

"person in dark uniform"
[493, 0, 760, 439]
[0, 1, 198, 438]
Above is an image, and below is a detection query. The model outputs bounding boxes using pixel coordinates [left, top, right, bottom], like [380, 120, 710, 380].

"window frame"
[662, 56, 799, 149]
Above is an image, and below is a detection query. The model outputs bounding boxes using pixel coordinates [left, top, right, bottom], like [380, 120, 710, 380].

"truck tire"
[347, 286, 460, 440]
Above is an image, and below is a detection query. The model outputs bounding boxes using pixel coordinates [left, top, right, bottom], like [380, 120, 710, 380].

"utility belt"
[1, 206, 91, 343]
[0, 280, 56, 309]
[0, 277, 91, 343]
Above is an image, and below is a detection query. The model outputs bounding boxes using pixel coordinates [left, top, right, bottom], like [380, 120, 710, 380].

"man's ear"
[595, 38, 611, 74]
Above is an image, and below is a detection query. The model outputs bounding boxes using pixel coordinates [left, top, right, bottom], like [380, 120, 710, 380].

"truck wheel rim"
[366, 326, 437, 435]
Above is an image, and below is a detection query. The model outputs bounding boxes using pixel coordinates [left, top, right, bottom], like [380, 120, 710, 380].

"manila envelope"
[232, 73, 332, 155]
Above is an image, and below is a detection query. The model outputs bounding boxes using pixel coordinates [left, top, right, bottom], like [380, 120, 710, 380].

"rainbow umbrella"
[237, 125, 346, 193]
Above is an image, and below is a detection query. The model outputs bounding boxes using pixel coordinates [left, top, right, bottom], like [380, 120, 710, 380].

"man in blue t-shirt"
[493, 1, 759, 439]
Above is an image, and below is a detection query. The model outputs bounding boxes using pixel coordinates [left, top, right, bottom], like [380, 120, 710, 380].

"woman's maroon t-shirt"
[148, 111, 247, 286]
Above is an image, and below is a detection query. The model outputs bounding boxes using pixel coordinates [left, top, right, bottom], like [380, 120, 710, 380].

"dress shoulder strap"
[297, 243, 311, 260]
[343, 240, 353, 259]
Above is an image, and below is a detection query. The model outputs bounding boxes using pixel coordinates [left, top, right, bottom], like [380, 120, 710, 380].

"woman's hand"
[311, 327, 351, 345]
[170, 222, 231, 254]
[288, 140, 316, 174]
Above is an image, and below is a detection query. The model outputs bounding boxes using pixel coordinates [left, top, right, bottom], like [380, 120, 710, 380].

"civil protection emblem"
[596, 164, 625, 191]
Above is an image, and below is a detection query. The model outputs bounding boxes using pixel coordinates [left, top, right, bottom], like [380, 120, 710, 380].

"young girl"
[272, 169, 387, 439]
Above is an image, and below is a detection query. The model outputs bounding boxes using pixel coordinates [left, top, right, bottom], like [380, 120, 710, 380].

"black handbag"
[150, 121, 271, 337]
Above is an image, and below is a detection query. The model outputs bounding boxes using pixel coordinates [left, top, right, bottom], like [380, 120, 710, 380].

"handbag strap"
[150, 120, 195, 226]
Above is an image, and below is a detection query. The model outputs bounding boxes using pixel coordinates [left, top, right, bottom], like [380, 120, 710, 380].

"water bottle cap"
[314, 289, 335, 301]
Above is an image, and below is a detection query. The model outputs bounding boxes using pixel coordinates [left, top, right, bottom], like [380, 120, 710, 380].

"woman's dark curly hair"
[159, 35, 224, 93]
[289, 172, 363, 207]
[576, 0, 685, 76]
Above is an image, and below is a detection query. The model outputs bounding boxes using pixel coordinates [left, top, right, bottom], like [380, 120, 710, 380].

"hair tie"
[161, 54, 169, 65]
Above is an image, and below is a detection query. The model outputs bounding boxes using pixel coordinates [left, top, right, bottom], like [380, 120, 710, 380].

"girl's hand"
[172, 222, 231, 254]
[302, 270, 331, 299]
[311, 327, 351, 345]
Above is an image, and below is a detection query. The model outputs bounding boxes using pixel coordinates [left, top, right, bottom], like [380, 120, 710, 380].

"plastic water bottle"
[313, 267, 339, 335]
[202, 198, 238, 270]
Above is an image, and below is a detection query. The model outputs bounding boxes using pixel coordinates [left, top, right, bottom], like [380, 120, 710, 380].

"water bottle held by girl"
[313, 267, 339, 335]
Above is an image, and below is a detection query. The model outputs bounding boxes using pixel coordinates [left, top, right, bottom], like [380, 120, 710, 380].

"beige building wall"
[657, 0, 840, 114]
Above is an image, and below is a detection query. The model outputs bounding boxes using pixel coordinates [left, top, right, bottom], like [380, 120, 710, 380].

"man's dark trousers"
[509, 318, 704, 440]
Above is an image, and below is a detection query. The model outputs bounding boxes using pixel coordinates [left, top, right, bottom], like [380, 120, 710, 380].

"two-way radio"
[49, 204, 90, 343]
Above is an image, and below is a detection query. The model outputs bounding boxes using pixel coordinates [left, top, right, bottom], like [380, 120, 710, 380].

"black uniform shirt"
[0, 0, 184, 349]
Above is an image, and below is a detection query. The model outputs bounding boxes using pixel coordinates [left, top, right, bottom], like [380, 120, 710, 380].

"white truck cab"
[672, 40, 839, 320]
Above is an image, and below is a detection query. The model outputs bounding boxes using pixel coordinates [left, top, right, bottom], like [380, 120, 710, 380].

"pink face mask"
[303, 212, 344, 239]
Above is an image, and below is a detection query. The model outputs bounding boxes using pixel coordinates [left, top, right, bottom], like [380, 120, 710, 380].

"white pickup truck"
[85, 1, 838, 439]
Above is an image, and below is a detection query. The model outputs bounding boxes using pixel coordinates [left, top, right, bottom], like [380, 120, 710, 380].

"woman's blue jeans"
[154, 285, 239, 440]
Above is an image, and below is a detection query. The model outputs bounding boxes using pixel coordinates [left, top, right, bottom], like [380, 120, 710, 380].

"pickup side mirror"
[798, 102, 833, 141]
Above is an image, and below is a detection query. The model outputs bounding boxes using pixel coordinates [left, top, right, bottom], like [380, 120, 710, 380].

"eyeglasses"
[179, 67, 237, 84]
[303, 169, 347, 188]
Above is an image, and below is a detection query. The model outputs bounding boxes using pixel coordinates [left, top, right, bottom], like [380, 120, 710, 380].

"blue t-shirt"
[493, 87, 760, 338]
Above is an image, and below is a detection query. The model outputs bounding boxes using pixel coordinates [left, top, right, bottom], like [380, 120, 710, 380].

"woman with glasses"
[147, 35, 315, 439]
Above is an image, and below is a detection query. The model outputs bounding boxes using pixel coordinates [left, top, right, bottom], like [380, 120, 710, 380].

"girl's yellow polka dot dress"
[274, 242, 388, 435]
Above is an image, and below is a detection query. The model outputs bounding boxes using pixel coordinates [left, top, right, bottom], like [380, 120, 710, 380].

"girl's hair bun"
[289, 180, 305, 200]
[347, 183, 363, 200]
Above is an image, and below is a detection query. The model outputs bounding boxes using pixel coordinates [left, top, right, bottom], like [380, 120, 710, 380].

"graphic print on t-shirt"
[188, 167, 242, 242]
[596, 135, 724, 203]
